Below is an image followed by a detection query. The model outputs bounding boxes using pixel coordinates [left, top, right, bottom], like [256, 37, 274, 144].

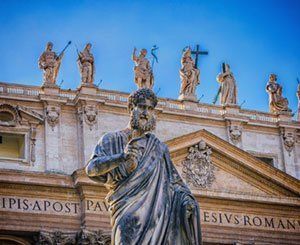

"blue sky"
[0, 0, 299, 113]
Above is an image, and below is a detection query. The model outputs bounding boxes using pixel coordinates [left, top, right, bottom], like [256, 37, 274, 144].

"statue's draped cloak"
[88, 130, 201, 245]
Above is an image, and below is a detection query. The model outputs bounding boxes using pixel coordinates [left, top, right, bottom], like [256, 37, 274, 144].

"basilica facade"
[0, 44, 300, 244]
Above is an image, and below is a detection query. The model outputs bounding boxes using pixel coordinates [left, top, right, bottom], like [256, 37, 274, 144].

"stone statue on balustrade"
[77, 43, 95, 86]
[85, 88, 202, 245]
[178, 47, 200, 102]
[132, 48, 154, 89]
[216, 63, 237, 106]
[38, 41, 69, 86]
[266, 74, 291, 114]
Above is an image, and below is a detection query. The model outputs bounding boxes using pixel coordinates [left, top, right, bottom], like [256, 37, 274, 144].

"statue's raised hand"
[124, 139, 140, 172]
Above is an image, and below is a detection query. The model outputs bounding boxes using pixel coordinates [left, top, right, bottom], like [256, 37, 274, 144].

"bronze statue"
[86, 88, 201, 245]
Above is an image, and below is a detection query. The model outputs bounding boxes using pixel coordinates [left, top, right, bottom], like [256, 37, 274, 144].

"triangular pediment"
[166, 129, 300, 198]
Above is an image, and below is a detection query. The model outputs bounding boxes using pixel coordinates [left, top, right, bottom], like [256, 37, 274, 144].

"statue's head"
[269, 74, 277, 83]
[183, 47, 191, 57]
[140, 49, 147, 57]
[85, 43, 92, 51]
[46, 42, 53, 51]
[128, 88, 158, 133]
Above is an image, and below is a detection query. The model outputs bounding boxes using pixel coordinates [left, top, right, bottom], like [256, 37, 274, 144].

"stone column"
[297, 84, 300, 121]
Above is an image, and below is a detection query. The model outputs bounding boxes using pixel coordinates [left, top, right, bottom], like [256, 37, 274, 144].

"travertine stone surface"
[0, 82, 299, 178]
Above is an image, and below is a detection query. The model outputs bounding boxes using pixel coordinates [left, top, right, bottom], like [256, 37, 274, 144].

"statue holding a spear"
[39, 41, 71, 86]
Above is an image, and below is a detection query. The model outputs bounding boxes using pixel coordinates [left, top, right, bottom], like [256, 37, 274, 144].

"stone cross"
[191, 44, 208, 69]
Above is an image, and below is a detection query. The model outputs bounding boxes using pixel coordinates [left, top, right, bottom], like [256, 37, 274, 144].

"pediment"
[0, 103, 43, 127]
[166, 129, 300, 198]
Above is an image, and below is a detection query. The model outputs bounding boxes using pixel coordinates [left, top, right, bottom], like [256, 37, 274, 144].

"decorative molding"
[34, 229, 111, 245]
[35, 231, 76, 245]
[76, 229, 111, 245]
[0, 103, 19, 126]
[77, 102, 98, 130]
[30, 126, 37, 163]
[280, 128, 295, 155]
[46, 105, 60, 130]
[182, 140, 216, 188]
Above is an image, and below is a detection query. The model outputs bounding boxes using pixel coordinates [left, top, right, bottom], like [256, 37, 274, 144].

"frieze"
[201, 210, 300, 232]
[1, 195, 299, 233]
[0, 196, 109, 216]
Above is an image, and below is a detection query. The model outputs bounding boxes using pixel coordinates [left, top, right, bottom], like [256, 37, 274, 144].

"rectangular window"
[0, 133, 25, 159]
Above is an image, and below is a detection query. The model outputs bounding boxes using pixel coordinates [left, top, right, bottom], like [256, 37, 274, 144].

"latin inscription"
[1, 196, 299, 232]
[201, 210, 300, 232]
[0, 196, 109, 216]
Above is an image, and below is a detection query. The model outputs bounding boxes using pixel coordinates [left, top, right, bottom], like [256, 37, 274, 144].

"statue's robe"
[87, 129, 201, 245]
[266, 82, 289, 113]
[217, 72, 237, 105]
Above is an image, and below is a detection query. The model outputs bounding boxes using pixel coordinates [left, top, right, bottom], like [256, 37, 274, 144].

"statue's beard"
[130, 110, 156, 133]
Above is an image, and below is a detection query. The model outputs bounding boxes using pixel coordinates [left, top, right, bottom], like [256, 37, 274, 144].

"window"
[0, 133, 25, 159]
[256, 156, 274, 166]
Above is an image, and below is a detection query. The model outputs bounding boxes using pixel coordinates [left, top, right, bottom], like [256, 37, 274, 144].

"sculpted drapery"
[86, 89, 201, 245]
[179, 48, 200, 101]
[216, 64, 237, 105]
[266, 74, 290, 114]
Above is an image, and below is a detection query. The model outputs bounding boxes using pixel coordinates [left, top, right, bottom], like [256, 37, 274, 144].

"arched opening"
[0, 235, 31, 245]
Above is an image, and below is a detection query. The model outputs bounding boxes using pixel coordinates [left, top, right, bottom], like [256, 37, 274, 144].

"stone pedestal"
[182, 100, 199, 110]
[277, 112, 293, 123]
[178, 93, 197, 103]
[41, 83, 60, 95]
[77, 83, 98, 95]
[224, 104, 240, 115]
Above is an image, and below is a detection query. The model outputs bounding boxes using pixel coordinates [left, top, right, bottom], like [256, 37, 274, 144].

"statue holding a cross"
[178, 45, 208, 101]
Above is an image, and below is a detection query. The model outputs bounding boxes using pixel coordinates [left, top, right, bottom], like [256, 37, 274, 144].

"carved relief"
[35, 229, 111, 245]
[0, 103, 19, 126]
[281, 129, 295, 154]
[76, 229, 111, 245]
[36, 231, 76, 245]
[84, 105, 98, 129]
[77, 104, 98, 130]
[46, 105, 60, 130]
[229, 125, 242, 144]
[182, 140, 216, 188]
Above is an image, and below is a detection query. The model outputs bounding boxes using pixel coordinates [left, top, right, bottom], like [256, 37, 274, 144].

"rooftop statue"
[216, 63, 237, 106]
[85, 88, 201, 245]
[132, 48, 154, 89]
[77, 43, 95, 85]
[266, 74, 291, 114]
[178, 47, 200, 101]
[38, 41, 70, 86]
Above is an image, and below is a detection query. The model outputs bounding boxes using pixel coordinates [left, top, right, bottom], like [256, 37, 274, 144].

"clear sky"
[0, 0, 299, 113]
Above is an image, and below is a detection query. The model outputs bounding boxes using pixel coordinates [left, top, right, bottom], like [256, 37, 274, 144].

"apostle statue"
[85, 88, 202, 245]
[77, 43, 95, 85]
[38, 42, 64, 86]
[216, 63, 237, 105]
[266, 74, 291, 114]
[132, 48, 154, 89]
[178, 47, 200, 101]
